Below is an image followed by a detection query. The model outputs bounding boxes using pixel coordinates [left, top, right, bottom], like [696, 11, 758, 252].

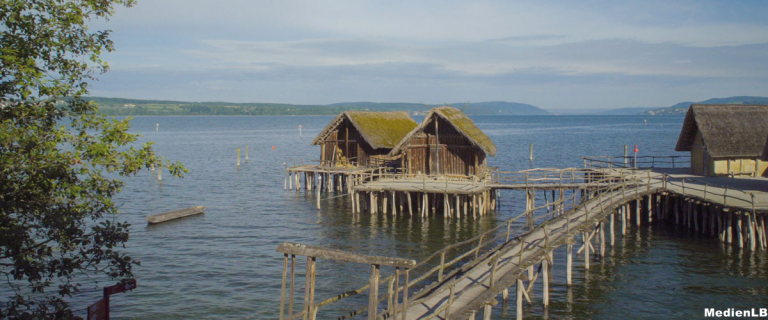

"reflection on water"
[6, 115, 764, 319]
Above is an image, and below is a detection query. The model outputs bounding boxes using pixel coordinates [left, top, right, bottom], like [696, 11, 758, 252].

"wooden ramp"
[394, 184, 659, 320]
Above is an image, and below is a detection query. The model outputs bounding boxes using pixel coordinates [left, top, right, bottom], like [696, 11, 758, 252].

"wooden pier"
[276, 164, 768, 320]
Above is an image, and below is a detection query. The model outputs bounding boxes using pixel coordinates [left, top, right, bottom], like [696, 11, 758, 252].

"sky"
[90, 0, 768, 109]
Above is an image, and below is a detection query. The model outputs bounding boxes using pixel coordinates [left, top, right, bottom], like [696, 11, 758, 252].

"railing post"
[280, 253, 288, 320]
[369, 264, 380, 320]
[387, 276, 394, 315]
[438, 252, 446, 282]
[475, 235, 485, 259]
[445, 285, 455, 320]
[401, 269, 409, 320]
[304, 256, 317, 320]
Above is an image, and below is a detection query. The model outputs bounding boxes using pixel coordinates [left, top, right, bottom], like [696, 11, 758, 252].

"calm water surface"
[55, 115, 768, 319]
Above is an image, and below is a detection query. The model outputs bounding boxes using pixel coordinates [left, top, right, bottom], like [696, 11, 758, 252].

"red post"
[103, 287, 110, 320]
[88, 279, 136, 320]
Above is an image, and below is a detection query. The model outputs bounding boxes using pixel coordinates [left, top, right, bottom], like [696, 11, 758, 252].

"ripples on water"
[18, 115, 766, 319]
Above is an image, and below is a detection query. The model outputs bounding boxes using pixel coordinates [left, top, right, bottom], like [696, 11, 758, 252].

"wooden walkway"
[394, 183, 657, 319]
[277, 167, 768, 320]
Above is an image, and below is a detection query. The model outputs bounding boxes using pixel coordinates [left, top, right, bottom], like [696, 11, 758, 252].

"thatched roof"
[311, 111, 418, 150]
[390, 106, 497, 157]
[675, 104, 768, 158]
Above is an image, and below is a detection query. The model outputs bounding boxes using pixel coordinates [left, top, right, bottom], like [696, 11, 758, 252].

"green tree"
[0, 0, 185, 318]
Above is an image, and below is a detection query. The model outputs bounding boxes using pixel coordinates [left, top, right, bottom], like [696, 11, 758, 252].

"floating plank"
[146, 206, 205, 224]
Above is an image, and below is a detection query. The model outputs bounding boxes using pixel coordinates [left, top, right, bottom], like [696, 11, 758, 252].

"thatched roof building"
[390, 106, 496, 177]
[675, 104, 768, 176]
[312, 111, 417, 167]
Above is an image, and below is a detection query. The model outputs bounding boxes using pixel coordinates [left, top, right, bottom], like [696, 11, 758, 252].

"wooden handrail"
[277, 242, 416, 268]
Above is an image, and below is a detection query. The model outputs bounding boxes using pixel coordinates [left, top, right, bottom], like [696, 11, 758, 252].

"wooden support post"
[749, 213, 757, 251]
[237, 148, 240, 167]
[369, 264, 380, 320]
[636, 199, 641, 227]
[583, 232, 590, 270]
[516, 278, 524, 320]
[543, 260, 549, 307]
[303, 257, 316, 320]
[392, 191, 396, 216]
[737, 213, 744, 248]
[401, 269, 409, 320]
[529, 143, 533, 161]
[727, 212, 732, 244]
[621, 206, 627, 235]
[455, 194, 460, 218]
[502, 288, 509, 302]
[464, 195, 468, 217]
[289, 255, 296, 317]
[406, 192, 413, 216]
[245, 144, 249, 161]
[694, 203, 700, 233]
[647, 196, 653, 224]
[610, 212, 615, 246]
[370, 192, 375, 214]
[382, 192, 388, 214]
[280, 254, 288, 320]
[566, 243, 573, 286]
[157, 162, 162, 181]
[599, 222, 605, 257]
[444, 194, 449, 218]
[484, 303, 492, 320]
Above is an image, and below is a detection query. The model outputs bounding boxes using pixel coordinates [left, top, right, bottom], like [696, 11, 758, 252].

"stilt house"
[675, 104, 768, 177]
[390, 106, 496, 178]
[312, 111, 418, 168]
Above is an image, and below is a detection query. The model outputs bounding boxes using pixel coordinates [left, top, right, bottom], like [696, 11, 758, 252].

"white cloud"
[90, 0, 768, 108]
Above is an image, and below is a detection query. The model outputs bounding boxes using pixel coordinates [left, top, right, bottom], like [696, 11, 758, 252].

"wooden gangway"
[277, 165, 768, 320]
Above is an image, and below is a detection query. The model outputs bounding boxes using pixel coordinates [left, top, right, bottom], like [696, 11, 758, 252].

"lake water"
[46, 115, 768, 319]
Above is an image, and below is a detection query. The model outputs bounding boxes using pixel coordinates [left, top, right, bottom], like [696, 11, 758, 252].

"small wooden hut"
[675, 104, 768, 177]
[312, 111, 418, 168]
[390, 106, 496, 177]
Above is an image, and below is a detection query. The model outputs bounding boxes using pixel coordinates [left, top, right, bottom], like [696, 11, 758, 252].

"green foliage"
[0, 1, 186, 318]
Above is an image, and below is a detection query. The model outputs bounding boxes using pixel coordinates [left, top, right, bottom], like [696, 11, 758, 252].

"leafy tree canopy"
[0, 0, 185, 318]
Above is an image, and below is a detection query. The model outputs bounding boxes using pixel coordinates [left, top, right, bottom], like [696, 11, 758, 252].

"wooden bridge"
[277, 162, 768, 320]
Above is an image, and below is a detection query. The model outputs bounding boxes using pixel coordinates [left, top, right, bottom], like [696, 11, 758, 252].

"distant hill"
[601, 107, 656, 115]
[84, 97, 549, 116]
[642, 96, 768, 115]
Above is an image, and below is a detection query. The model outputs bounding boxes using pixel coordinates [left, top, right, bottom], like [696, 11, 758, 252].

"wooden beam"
[276, 242, 416, 268]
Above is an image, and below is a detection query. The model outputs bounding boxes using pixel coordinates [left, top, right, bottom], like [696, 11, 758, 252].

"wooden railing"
[661, 174, 759, 208]
[493, 168, 589, 185]
[276, 243, 416, 320]
[278, 154, 768, 318]
[583, 155, 690, 169]
[282, 169, 644, 319]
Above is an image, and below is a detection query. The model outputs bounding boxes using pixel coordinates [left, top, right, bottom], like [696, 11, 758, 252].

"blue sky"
[90, 0, 768, 109]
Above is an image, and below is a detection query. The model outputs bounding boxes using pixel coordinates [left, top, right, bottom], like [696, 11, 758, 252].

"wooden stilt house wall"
[390, 107, 497, 178]
[675, 104, 768, 177]
[312, 111, 417, 168]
